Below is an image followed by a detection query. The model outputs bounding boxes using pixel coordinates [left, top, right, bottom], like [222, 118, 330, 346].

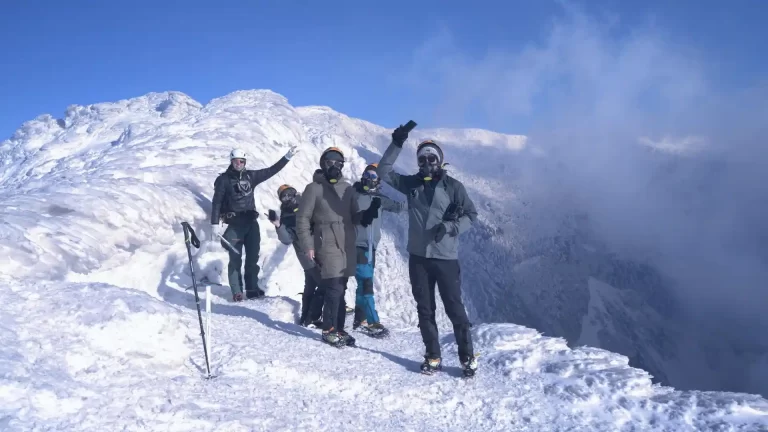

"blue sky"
[1, 0, 765, 140]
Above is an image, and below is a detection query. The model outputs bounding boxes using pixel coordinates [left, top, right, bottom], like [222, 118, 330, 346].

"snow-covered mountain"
[1, 89, 766, 431]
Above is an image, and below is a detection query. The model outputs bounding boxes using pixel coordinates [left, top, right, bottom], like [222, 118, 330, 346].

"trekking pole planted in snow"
[206, 284, 212, 369]
[180, 221, 213, 379]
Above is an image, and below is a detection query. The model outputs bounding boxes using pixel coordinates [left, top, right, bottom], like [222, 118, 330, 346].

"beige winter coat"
[296, 170, 357, 279]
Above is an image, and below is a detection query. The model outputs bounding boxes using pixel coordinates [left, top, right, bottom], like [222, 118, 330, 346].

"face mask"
[417, 154, 441, 180]
[322, 159, 344, 183]
[361, 171, 379, 192]
[281, 201, 299, 214]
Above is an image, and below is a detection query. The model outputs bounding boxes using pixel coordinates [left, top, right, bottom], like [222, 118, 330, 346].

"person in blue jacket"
[351, 163, 406, 338]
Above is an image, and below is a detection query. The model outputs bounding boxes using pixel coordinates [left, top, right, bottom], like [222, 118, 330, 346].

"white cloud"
[637, 135, 709, 155]
[404, 1, 768, 391]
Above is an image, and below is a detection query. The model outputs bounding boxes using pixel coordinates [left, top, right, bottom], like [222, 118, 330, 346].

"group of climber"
[269, 160, 405, 340]
[209, 124, 479, 377]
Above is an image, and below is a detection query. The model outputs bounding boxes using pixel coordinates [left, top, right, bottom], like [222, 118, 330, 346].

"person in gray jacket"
[296, 147, 358, 348]
[377, 126, 479, 378]
[350, 163, 407, 338]
[268, 184, 324, 327]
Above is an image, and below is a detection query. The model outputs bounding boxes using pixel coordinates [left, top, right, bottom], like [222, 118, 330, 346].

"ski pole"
[181, 221, 213, 379]
[206, 284, 212, 371]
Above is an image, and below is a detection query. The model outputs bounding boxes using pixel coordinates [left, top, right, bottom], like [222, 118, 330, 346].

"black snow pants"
[321, 276, 349, 332]
[222, 215, 262, 297]
[408, 254, 474, 362]
[300, 267, 324, 325]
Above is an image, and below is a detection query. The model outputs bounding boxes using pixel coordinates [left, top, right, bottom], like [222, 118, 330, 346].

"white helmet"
[229, 148, 247, 160]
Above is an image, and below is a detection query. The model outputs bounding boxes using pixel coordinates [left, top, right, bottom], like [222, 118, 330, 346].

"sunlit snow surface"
[0, 90, 766, 431]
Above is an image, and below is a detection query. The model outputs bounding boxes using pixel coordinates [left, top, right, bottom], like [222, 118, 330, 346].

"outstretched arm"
[248, 156, 290, 187]
[377, 140, 422, 195]
[380, 195, 406, 213]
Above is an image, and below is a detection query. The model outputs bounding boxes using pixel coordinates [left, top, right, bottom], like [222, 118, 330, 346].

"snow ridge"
[0, 89, 767, 431]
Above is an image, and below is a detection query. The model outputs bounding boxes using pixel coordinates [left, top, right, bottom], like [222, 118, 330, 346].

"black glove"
[434, 223, 447, 243]
[360, 198, 381, 227]
[443, 203, 464, 222]
[268, 209, 279, 222]
[369, 197, 381, 212]
[392, 125, 410, 148]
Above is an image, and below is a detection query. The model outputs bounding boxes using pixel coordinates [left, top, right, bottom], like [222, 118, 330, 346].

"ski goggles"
[362, 171, 378, 181]
[279, 187, 297, 202]
[322, 159, 344, 169]
[418, 154, 439, 166]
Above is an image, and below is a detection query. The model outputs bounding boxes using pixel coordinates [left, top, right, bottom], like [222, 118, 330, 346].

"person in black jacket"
[211, 146, 298, 301]
[268, 184, 324, 327]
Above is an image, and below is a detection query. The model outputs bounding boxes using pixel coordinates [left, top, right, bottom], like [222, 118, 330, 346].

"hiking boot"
[461, 354, 479, 378]
[245, 288, 265, 300]
[366, 322, 389, 338]
[338, 330, 356, 347]
[321, 330, 346, 348]
[233, 293, 243, 302]
[307, 319, 323, 329]
[357, 322, 389, 338]
[420, 356, 442, 375]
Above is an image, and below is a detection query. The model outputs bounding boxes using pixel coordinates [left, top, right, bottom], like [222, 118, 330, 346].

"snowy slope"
[1, 89, 767, 431]
[5, 277, 767, 431]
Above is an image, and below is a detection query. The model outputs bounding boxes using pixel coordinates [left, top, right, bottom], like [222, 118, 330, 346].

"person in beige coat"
[296, 147, 357, 348]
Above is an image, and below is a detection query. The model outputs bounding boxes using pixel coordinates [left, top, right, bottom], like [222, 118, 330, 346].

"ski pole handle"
[182, 222, 201, 248]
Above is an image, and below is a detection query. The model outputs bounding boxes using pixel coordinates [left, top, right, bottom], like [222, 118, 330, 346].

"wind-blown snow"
[1, 89, 767, 430]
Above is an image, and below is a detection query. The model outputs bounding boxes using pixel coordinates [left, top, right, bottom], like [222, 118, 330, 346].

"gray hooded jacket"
[377, 140, 477, 260]
[351, 182, 406, 250]
[296, 170, 357, 279]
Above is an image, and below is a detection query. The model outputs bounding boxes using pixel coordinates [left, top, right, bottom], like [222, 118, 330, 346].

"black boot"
[321, 330, 346, 348]
[338, 330, 356, 347]
[420, 356, 442, 375]
[461, 354, 479, 378]
[246, 288, 265, 299]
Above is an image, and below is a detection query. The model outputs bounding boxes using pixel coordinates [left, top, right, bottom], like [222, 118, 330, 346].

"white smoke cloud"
[403, 3, 768, 392]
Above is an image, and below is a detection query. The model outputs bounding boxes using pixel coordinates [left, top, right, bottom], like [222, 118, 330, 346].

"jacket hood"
[313, 169, 326, 183]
